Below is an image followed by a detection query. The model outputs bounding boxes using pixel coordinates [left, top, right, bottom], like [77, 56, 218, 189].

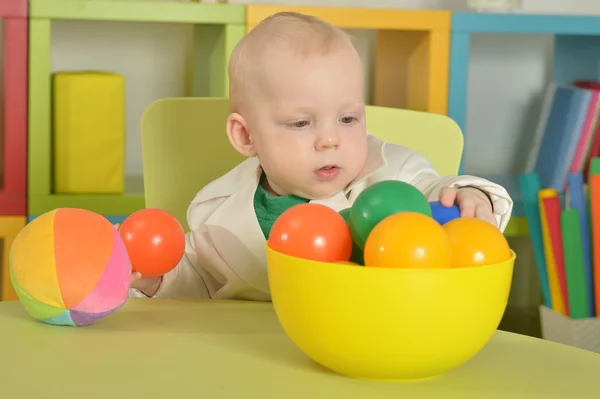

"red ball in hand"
[268, 203, 352, 263]
[119, 208, 185, 277]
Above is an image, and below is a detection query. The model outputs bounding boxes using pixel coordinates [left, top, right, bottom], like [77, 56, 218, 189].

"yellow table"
[0, 299, 599, 398]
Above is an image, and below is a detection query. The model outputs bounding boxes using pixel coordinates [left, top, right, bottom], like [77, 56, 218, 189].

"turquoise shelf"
[452, 13, 600, 35]
[449, 12, 600, 224]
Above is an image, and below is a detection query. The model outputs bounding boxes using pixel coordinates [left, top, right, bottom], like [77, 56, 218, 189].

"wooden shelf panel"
[0, 216, 26, 301]
[247, 5, 450, 31]
[28, 194, 145, 216]
[28, 176, 145, 215]
[374, 29, 449, 114]
[0, 0, 27, 18]
[0, 194, 26, 217]
[1, 16, 28, 216]
[453, 12, 600, 35]
[30, 0, 245, 24]
[246, 6, 451, 114]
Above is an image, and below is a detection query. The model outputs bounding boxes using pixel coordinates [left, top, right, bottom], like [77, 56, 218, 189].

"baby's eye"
[340, 116, 356, 124]
[289, 120, 310, 129]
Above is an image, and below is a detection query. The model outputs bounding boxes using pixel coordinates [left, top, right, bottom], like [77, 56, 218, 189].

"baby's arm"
[130, 273, 162, 296]
[128, 229, 213, 298]
[396, 151, 513, 231]
[128, 230, 210, 299]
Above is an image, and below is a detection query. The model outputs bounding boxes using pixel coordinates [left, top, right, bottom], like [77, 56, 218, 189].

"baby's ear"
[226, 113, 256, 157]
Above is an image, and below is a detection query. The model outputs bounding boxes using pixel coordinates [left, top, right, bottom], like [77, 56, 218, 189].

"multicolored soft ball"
[9, 208, 132, 327]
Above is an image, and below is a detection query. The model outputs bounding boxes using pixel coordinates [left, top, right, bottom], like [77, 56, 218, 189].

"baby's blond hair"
[228, 12, 355, 113]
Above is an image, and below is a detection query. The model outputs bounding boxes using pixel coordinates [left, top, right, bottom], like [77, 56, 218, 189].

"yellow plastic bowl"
[266, 246, 515, 381]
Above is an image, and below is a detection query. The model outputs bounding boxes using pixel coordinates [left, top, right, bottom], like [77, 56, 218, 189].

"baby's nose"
[315, 132, 340, 150]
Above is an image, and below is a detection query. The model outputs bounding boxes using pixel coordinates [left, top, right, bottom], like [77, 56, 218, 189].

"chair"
[364, 105, 463, 175]
[140, 98, 464, 229]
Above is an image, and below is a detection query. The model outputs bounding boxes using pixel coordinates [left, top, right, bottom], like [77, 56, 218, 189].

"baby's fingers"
[439, 187, 458, 207]
[458, 197, 476, 218]
[130, 272, 143, 286]
[475, 205, 497, 228]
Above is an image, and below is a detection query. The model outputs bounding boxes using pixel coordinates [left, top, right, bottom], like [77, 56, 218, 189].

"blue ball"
[430, 201, 460, 225]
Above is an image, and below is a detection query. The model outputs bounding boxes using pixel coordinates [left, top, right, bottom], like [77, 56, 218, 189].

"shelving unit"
[0, 0, 27, 216]
[449, 12, 600, 236]
[27, 0, 245, 219]
[246, 5, 451, 115]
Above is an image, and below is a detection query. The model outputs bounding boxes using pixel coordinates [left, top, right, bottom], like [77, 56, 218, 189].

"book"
[528, 84, 594, 191]
[574, 81, 600, 181]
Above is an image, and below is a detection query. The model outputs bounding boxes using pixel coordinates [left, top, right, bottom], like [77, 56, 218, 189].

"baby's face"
[248, 45, 368, 199]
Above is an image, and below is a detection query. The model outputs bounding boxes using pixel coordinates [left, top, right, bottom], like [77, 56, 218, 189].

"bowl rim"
[265, 243, 516, 274]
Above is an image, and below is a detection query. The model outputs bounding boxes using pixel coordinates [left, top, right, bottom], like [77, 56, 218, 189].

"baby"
[129, 12, 513, 299]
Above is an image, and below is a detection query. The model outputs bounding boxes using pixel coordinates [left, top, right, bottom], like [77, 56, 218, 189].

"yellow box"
[52, 71, 125, 194]
[0, 216, 26, 301]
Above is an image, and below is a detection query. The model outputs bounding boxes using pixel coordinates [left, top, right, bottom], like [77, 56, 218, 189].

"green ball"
[338, 208, 365, 266]
[349, 180, 432, 250]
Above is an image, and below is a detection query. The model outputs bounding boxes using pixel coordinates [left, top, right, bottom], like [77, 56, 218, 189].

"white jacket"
[130, 135, 513, 300]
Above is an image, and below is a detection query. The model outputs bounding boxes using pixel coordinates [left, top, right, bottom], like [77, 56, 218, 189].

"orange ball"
[119, 208, 186, 277]
[364, 212, 452, 269]
[268, 203, 353, 263]
[443, 217, 512, 267]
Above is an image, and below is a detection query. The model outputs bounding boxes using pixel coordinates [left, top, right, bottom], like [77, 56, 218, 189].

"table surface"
[1, 299, 599, 398]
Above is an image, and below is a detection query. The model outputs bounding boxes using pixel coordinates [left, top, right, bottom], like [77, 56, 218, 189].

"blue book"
[519, 173, 551, 308]
[532, 85, 593, 191]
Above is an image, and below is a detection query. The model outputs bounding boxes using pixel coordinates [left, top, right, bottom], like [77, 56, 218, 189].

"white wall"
[1, 0, 600, 178]
[464, 33, 553, 175]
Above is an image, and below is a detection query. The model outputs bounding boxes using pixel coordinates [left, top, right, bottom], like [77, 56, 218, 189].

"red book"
[575, 81, 600, 181]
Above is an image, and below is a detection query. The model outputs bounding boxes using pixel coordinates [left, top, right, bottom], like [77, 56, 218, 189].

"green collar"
[253, 176, 309, 239]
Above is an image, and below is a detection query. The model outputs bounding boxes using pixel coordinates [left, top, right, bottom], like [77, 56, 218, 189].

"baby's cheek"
[350, 141, 368, 166]
[272, 153, 303, 180]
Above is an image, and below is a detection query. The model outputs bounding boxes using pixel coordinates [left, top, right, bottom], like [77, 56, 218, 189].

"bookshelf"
[449, 12, 600, 236]
[27, 0, 245, 219]
[246, 5, 451, 115]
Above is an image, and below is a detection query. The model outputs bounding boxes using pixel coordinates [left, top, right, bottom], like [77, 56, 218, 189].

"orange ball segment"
[119, 208, 186, 277]
[443, 217, 512, 267]
[268, 203, 353, 263]
[364, 212, 452, 269]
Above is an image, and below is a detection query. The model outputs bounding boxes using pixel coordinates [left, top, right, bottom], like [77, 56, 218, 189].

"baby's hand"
[114, 223, 163, 297]
[130, 272, 163, 297]
[439, 187, 497, 228]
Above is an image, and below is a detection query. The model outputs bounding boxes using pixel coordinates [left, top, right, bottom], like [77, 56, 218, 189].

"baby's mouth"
[315, 164, 341, 180]
[319, 164, 338, 171]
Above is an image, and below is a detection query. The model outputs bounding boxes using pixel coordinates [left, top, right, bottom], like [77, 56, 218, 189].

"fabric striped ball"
[9, 208, 131, 326]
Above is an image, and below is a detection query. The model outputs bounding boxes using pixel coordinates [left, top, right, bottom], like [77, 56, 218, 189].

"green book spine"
[561, 209, 591, 319]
